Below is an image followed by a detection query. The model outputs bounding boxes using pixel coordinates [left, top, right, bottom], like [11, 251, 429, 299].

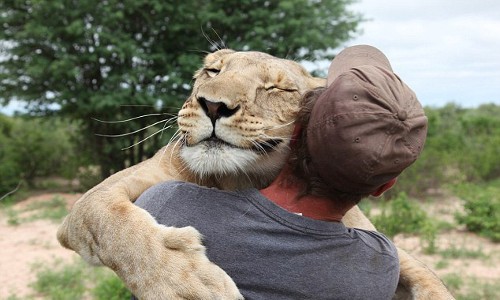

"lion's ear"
[204, 49, 235, 65]
[308, 77, 327, 89]
[194, 49, 236, 79]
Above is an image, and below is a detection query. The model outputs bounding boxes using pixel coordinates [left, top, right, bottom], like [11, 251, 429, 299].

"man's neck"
[259, 168, 350, 222]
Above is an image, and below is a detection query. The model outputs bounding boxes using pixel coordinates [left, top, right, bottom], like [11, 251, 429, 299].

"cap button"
[398, 110, 407, 121]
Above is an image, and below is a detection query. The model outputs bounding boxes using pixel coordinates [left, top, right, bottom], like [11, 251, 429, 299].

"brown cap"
[307, 45, 428, 194]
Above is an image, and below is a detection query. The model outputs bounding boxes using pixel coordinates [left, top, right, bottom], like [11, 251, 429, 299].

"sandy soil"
[394, 194, 500, 281]
[0, 193, 81, 299]
[0, 192, 498, 299]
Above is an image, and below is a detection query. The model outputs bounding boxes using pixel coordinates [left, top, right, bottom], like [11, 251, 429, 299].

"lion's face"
[177, 49, 325, 188]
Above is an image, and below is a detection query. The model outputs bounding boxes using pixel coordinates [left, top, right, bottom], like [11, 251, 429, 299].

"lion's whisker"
[211, 28, 226, 50]
[119, 104, 156, 108]
[262, 120, 295, 130]
[121, 125, 173, 151]
[92, 113, 175, 124]
[250, 140, 270, 158]
[165, 131, 183, 165]
[201, 26, 219, 51]
[159, 116, 178, 140]
[96, 119, 171, 138]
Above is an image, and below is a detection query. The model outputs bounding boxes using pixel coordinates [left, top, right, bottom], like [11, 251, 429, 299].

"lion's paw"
[161, 225, 205, 251]
[144, 226, 244, 300]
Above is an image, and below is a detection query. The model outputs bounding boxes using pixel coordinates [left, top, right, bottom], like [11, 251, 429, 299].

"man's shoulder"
[134, 180, 246, 213]
[349, 228, 399, 258]
[134, 180, 194, 210]
[137, 180, 218, 200]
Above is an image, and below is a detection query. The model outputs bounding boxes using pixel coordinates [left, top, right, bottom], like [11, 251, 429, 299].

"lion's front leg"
[394, 248, 454, 300]
[124, 225, 243, 300]
[57, 152, 169, 265]
[56, 146, 242, 299]
[57, 189, 242, 299]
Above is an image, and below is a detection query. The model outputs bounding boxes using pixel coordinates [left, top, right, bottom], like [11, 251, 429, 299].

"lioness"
[57, 49, 453, 299]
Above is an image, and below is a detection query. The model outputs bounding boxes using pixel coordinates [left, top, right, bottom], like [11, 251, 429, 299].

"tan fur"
[57, 50, 454, 299]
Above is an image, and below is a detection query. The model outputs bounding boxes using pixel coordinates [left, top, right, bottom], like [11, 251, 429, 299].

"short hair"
[287, 88, 370, 205]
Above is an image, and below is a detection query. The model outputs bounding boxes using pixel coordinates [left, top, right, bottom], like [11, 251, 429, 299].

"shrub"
[0, 115, 87, 196]
[370, 192, 438, 253]
[0, 116, 22, 195]
[454, 181, 500, 242]
[385, 104, 500, 199]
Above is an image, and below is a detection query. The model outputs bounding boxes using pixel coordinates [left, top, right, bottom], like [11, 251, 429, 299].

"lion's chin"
[179, 140, 289, 186]
[180, 142, 261, 176]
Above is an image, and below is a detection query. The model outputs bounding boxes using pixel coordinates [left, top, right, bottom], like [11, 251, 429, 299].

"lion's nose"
[198, 97, 240, 125]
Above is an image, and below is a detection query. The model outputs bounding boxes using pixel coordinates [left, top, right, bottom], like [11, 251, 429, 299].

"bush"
[370, 192, 438, 253]
[0, 115, 22, 195]
[382, 104, 500, 200]
[0, 115, 86, 195]
[454, 181, 500, 242]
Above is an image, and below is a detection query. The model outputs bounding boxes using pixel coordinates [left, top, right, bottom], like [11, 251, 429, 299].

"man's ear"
[370, 178, 398, 197]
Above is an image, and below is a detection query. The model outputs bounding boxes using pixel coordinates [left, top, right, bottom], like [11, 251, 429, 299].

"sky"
[339, 0, 500, 108]
[2, 0, 500, 114]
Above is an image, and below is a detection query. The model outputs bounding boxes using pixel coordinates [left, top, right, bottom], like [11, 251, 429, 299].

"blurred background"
[0, 0, 498, 299]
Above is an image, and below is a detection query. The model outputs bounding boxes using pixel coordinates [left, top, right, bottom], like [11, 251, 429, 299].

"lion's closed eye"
[264, 83, 298, 92]
[205, 68, 220, 78]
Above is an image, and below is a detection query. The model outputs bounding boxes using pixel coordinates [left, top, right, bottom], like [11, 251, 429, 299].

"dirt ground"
[395, 194, 500, 281]
[0, 193, 81, 299]
[0, 192, 499, 299]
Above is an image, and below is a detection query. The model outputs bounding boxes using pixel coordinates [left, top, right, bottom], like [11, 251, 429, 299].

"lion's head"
[176, 49, 325, 189]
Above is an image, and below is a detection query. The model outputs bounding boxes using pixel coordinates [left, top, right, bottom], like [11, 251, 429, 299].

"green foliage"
[372, 192, 428, 236]
[453, 181, 500, 242]
[0, 0, 362, 176]
[442, 273, 463, 291]
[92, 274, 132, 300]
[0, 114, 21, 195]
[388, 103, 500, 198]
[31, 259, 87, 299]
[30, 258, 131, 300]
[370, 192, 437, 253]
[442, 275, 500, 300]
[75, 165, 103, 192]
[439, 245, 487, 260]
[5, 195, 68, 225]
[0, 115, 83, 195]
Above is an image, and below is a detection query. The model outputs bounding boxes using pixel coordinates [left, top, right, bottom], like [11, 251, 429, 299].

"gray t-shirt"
[134, 181, 399, 300]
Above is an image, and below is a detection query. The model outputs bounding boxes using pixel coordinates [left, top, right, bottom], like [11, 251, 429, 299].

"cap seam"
[308, 112, 397, 132]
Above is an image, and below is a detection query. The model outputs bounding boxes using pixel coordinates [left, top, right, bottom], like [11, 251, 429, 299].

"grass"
[363, 189, 499, 300]
[27, 258, 131, 300]
[31, 259, 87, 299]
[362, 192, 439, 253]
[442, 274, 500, 300]
[439, 244, 487, 260]
[4, 194, 69, 225]
[1, 190, 131, 299]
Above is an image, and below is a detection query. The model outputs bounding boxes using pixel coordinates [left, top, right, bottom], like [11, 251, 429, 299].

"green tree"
[0, 114, 21, 195]
[0, 115, 78, 192]
[0, 0, 362, 177]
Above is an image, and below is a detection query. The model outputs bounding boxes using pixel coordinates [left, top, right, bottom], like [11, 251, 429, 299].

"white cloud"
[340, 0, 500, 107]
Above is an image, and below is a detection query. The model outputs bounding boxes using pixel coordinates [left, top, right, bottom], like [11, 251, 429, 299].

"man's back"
[135, 181, 399, 300]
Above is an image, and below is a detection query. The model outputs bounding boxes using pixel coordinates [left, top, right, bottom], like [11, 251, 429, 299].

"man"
[134, 45, 427, 299]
